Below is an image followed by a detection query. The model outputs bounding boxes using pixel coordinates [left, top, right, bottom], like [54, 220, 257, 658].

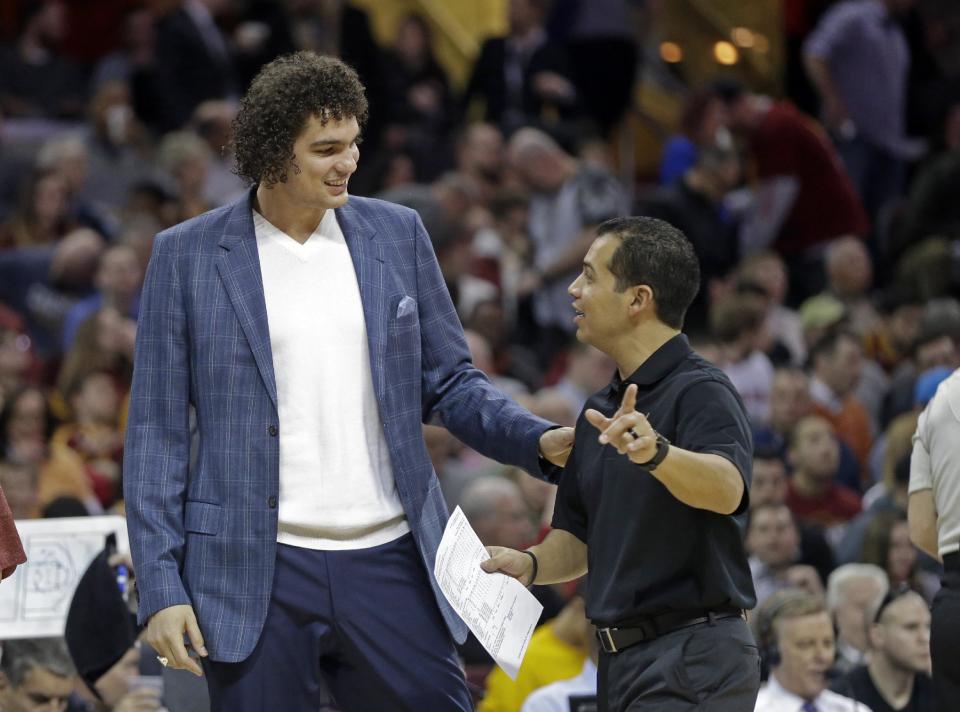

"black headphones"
[756, 589, 815, 669]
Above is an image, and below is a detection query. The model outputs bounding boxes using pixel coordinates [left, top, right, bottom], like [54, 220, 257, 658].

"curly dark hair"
[232, 52, 369, 187]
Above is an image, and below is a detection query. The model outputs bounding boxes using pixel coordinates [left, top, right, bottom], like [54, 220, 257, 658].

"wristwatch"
[638, 431, 670, 471]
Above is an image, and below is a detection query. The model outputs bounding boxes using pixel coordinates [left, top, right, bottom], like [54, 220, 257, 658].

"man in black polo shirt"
[482, 216, 760, 711]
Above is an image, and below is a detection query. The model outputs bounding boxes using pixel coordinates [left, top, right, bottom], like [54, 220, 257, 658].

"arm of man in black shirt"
[481, 529, 587, 586]
[585, 384, 744, 515]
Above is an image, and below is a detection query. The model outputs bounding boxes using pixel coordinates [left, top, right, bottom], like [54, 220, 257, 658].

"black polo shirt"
[552, 334, 757, 626]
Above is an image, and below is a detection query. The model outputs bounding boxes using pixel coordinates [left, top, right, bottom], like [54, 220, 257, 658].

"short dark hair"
[232, 52, 369, 187]
[599, 216, 700, 329]
[808, 328, 859, 366]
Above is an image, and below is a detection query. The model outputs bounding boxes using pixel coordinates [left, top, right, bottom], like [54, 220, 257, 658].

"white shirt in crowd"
[754, 674, 872, 712]
[255, 209, 409, 551]
[521, 658, 597, 712]
[910, 368, 960, 557]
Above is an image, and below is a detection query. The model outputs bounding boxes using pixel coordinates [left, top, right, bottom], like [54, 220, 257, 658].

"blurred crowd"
[2, 0, 960, 710]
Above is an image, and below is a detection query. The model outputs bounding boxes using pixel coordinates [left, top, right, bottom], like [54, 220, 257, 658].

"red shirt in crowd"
[786, 478, 862, 529]
[751, 101, 870, 255]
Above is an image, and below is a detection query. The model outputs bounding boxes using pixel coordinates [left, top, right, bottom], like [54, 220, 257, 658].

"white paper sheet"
[0, 516, 129, 639]
[434, 506, 543, 679]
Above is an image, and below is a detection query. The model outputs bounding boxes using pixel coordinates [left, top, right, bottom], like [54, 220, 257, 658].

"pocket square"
[396, 295, 417, 318]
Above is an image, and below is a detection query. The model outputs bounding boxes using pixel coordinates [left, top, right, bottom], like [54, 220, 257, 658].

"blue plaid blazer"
[123, 191, 557, 662]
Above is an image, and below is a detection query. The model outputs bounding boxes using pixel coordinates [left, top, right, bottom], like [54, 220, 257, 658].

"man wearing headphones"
[754, 589, 868, 711]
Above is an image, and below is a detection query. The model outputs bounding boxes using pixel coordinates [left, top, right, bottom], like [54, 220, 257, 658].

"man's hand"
[146, 604, 207, 677]
[584, 384, 655, 464]
[539, 427, 574, 467]
[480, 546, 536, 586]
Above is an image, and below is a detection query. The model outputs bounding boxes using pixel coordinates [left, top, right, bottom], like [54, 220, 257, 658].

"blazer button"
[267, 496, 277, 508]
[268, 425, 278, 436]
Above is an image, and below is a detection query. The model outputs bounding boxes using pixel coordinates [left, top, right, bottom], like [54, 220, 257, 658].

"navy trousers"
[202, 534, 473, 711]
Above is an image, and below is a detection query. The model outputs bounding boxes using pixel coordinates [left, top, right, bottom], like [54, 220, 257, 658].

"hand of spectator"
[532, 72, 576, 103]
[408, 84, 441, 114]
[146, 604, 207, 677]
[785, 564, 824, 599]
[585, 384, 657, 465]
[112, 686, 163, 712]
[480, 546, 536, 586]
[539, 427, 575, 467]
[823, 96, 852, 135]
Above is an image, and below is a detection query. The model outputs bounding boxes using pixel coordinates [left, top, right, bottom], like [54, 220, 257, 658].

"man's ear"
[629, 285, 654, 315]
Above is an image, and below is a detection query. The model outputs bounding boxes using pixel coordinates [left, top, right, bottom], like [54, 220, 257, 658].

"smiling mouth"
[325, 178, 347, 187]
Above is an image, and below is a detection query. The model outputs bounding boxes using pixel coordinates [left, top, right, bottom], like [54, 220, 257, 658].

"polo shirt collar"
[614, 333, 690, 389]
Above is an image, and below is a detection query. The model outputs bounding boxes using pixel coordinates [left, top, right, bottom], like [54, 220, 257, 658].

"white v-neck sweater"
[254, 209, 409, 550]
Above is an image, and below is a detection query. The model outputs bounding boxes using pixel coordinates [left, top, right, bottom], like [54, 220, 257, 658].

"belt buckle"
[597, 627, 618, 654]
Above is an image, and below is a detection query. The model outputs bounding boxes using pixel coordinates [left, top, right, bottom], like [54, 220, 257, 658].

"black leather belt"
[596, 608, 746, 654]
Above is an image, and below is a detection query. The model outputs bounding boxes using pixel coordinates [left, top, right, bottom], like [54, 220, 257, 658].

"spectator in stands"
[0, 385, 95, 514]
[753, 589, 863, 711]
[710, 292, 774, 424]
[481, 581, 592, 712]
[862, 288, 925, 379]
[762, 368, 813, 448]
[57, 307, 136, 419]
[153, 0, 237, 132]
[81, 82, 155, 213]
[835, 586, 934, 712]
[0, 0, 86, 119]
[786, 415, 862, 533]
[640, 141, 741, 332]
[456, 123, 507, 207]
[824, 236, 880, 338]
[519, 634, 597, 712]
[861, 509, 940, 602]
[0, 638, 77, 712]
[809, 329, 874, 476]
[894, 101, 960, 256]
[751, 450, 836, 585]
[826, 563, 889, 673]
[190, 100, 247, 207]
[0, 459, 39, 520]
[882, 324, 959, 427]
[0, 307, 35, 407]
[382, 14, 456, 182]
[0, 169, 74, 250]
[52, 371, 124, 509]
[62, 243, 142, 352]
[35, 134, 114, 240]
[550, 341, 614, 418]
[737, 251, 806, 366]
[804, 0, 922, 225]
[463, 0, 578, 135]
[506, 127, 628, 363]
[658, 86, 727, 185]
[157, 130, 213, 222]
[713, 80, 868, 300]
[746, 501, 825, 607]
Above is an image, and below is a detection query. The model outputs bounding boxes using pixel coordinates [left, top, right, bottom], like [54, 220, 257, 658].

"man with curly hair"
[123, 52, 574, 711]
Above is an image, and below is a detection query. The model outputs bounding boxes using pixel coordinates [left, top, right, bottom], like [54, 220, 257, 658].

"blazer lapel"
[215, 193, 278, 409]
[336, 201, 385, 395]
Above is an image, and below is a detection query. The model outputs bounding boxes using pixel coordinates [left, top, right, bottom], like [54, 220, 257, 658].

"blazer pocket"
[395, 295, 417, 321]
[184, 500, 223, 536]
